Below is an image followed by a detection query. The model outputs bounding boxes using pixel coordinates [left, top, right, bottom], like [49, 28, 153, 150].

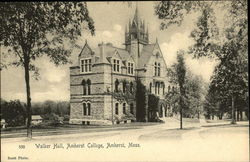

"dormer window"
[80, 58, 92, 73]
[128, 62, 134, 75]
[113, 59, 120, 72]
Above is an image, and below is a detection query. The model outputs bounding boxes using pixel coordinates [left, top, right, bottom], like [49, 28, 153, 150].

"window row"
[82, 79, 91, 95]
[115, 79, 134, 93]
[115, 103, 134, 115]
[154, 62, 161, 76]
[113, 59, 134, 74]
[82, 103, 91, 116]
[80, 59, 92, 73]
[149, 82, 165, 95]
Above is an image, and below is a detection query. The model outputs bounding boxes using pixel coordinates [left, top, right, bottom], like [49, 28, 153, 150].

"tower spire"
[133, 2, 139, 24]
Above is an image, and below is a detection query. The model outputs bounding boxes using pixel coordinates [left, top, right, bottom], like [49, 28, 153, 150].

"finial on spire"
[134, 2, 139, 24]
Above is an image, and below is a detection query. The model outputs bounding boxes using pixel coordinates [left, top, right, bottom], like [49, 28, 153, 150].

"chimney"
[98, 42, 105, 63]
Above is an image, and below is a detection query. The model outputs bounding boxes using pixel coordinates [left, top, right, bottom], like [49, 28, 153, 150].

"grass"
[1, 122, 161, 138]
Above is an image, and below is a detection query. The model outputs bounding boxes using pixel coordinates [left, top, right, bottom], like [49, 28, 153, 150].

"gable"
[112, 50, 123, 60]
[147, 43, 167, 69]
[78, 43, 93, 59]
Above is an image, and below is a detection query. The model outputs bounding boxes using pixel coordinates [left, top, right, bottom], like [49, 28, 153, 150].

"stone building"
[69, 7, 174, 125]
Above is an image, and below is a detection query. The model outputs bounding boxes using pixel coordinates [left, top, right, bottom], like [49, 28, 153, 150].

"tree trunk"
[180, 97, 183, 129]
[24, 61, 32, 138]
[231, 95, 236, 124]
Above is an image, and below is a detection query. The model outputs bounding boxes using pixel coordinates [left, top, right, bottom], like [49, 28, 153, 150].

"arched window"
[158, 82, 160, 94]
[122, 81, 126, 93]
[168, 85, 170, 92]
[87, 79, 91, 95]
[115, 103, 119, 115]
[172, 86, 175, 92]
[130, 103, 134, 114]
[155, 82, 157, 94]
[83, 103, 87, 115]
[130, 82, 133, 93]
[82, 80, 86, 95]
[115, 79, 119, 92]
[149, 82, 152, 93]
[123, 103, 126, 114]
[162, 83, 165, 95]
[87, 103, 91, 115]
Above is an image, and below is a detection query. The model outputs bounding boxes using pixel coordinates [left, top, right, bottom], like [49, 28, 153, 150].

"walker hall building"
[69, 7, 174, 125]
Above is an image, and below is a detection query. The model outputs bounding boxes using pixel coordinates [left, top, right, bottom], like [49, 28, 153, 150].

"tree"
[135, 79, 147, 122]
[176, 51, 187, 129]
[1, 100, 26, 127]
[155, 0, 248, 124]
[185, 73, 205, 118]
[0, 2, 95, 137]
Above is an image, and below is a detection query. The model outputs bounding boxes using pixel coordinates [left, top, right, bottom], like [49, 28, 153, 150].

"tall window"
[81, 59, 92, 73]
[128, 62, 131, 74]
[123, 103, 126, 114]
[122, 81, 126, 93]
[154, 62, 157, 76]
[158, 63, 161, 76]
[168, 85, 170, 92]
[158, 82, 160, 94]
[87, 103, 91, 115]
[83, 103, 91, 116]
[162, 83, 165, 95]
[87, 79, 91, 95]
[154, 82, 160, 95]
[82, 80, 86, 95]
[128, 62, 134, 74]
[154, 62, 160, 76]
[130, 82, 133, 93]
[149, 82, 152, 93]
[83, 103, 87, 115]
[113, 60, 116, 71]
[155, 82, 157, 94]
[130, 103, 134, 114]
[115, 79, 119, 92]
[115, 103, 119, 115]
[113, 59, 120, 72]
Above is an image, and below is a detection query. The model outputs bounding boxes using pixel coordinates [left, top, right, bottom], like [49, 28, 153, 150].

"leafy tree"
[148, 94, 160, 121]
[135, 79, 147, 122]
[1, 100, 26, 127]
[176, 51, 187, 129]
[0, 2, 95, 137]
[155, 0, 248, 124]
[184, 72, 206, 118]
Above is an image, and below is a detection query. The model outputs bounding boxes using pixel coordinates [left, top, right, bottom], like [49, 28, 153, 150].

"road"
[1, 121, 249, 162]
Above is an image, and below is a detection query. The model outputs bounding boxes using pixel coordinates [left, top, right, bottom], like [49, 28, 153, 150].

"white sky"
[1, 2, 220, 102]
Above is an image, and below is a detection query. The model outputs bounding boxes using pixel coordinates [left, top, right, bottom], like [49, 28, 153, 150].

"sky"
[1, 2, 219, 102]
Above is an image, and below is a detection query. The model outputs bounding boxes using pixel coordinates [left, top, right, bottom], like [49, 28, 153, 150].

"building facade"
[69, 7, 174, 125]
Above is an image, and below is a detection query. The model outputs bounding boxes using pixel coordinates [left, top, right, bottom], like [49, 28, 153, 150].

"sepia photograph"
[0, 1, 249, 162]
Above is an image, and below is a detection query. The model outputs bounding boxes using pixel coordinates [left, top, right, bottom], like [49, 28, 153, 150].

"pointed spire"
[133, 2, 140, 25]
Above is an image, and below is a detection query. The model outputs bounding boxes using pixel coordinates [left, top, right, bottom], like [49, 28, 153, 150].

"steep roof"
[137, 43, 156, 69]
[92, 44, 131, 64]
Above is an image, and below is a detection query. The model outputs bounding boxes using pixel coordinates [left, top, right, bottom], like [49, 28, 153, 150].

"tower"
[125, 4, 149, 67]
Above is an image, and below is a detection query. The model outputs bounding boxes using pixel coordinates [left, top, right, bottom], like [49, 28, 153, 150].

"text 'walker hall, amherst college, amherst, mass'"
[69, 6, 176, 125]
